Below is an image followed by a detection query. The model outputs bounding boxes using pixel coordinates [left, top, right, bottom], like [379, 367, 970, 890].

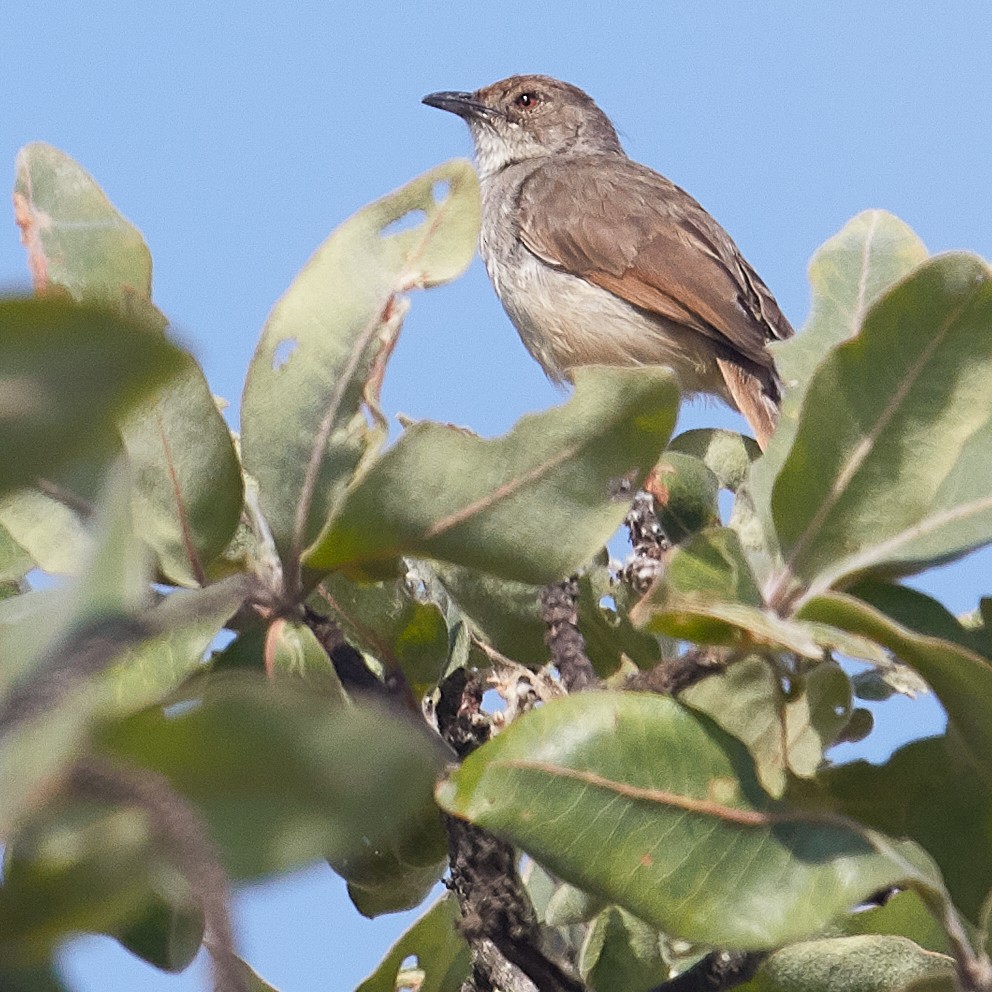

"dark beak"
[422, 90, 498, 121]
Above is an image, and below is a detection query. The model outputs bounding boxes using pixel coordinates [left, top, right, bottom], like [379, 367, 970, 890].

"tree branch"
[67, 756, 246, 992]
[648, 950, 767, 992]
[541, 578, 596, 692]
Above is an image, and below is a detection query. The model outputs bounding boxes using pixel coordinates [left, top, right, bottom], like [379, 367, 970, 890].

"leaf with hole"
[240, 160, 480, 573]
[355, 894, 469, 992]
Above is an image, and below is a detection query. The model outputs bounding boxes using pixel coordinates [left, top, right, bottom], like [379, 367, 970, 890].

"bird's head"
[423, 74, 623, 177]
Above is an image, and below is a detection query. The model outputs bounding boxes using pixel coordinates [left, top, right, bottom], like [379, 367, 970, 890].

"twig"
[436, 670, 582, 992]
[67, 756, 246, 992]
[622, 491, 667, 592]
[540, 578, 596, 692]
[648, 950, 767, 992]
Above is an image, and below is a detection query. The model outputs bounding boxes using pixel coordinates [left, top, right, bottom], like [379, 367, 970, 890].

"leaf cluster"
[1, 147, 991, 992]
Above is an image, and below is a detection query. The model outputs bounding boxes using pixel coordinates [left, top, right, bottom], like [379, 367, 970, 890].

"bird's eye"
[514, 92, 539, 109]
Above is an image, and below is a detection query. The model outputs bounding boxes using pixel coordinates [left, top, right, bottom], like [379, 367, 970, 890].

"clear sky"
[3, 3, 991, 990]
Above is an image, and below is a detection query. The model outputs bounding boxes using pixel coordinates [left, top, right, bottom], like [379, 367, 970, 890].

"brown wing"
[516, 156, 793, 374]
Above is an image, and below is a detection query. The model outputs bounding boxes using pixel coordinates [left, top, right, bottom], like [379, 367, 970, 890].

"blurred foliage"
[2, 147, 991, 992]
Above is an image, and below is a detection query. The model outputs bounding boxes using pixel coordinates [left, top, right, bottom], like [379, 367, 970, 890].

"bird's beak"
[422, 90, 499, 121]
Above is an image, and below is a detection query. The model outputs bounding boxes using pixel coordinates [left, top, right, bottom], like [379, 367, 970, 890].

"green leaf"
[544, 882, 607, 926]
[13, 143, 152, 302]
[682, 657, 851, 797]
[737, 935, 953, 992]
[314, 571, 450, 694]
[775, 211, 929, 402]
[846, 577, 983, 655]
[121, 369, 243, 587]
[818, 735, 992, 925]
[306, 366, 679, 585]
[115, 898, 205, 972]
[0, 524, 32, 583]
[0, 960, 69, 992]
[580, 907, 666, 992]
[263, 617, 348, 702]
[668, 429, 761, 492]
[428, 562, 549, 668]
[0, 461, 104, 576]
[0, 298, 190, 500]
[234, 958, 282, 992]
[0, 472, 246, 839]
[576, 562, 663, 676]
[647, 452, 720, 542]
[831, 889, 953, 956]
[632, 528, 827, 657]
[751, 212, 929, 535]
[436, 691, 926, 949]
[768, 254, 992, 595]
[0, 801, 202, 971]
[240, 160, 480, 573]
[355, 894, 470, 992]
[98, 678, 450, 880]
[797, 591, 992, 783]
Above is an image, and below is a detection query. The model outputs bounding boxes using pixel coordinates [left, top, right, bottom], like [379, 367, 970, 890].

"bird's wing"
[516, 157, 793, 371]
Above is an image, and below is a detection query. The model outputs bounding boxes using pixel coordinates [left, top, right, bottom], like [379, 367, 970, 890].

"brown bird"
[423, 74, 793, 449]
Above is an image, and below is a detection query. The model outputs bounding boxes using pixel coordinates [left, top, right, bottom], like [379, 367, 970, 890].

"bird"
[422, 74, 794, 449]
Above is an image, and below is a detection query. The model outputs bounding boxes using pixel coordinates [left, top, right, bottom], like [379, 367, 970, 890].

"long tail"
[716, 358, 780, 451]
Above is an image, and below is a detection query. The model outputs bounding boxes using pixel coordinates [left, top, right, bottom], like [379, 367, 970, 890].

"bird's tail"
[716, 358, 781, 451]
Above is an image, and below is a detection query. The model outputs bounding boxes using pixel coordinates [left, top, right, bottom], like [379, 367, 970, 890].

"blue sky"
[3, 3, 992, 990]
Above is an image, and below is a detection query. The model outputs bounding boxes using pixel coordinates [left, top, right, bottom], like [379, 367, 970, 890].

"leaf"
[0, 472, 246, 839]
[817, 735, 992, 925]
[646, 452, 720, 542]
[831, 889, 953, 956]
[355, 894, 470, 992]
[579, 907, 666, 992]
[98, 678, 450, 880]
[13, 142, 152, 301]
[668, 429, 761, 492]
[736, 935, 953, 992]
[240, 160, 480, 572]
[846, 577, 984, 655]
[235, 958, 283, 992]
[428, 562, 549, 668]
[768, 254, 992, 595]
[0, 524, 32, 583]
[436, 691, 927, 949]
[115, 899, 204, 973]
[796, 591, 992, 783]
[576, 563, 663, 676]
[0, 490, 91, 576]
[632, 528, 825, 657]
[751, 212, 929, 532]
[306, 366, 679, 585]
[0, 801, 202, 972]
[0, 298, 190, 500]
[682, 657, 851, 797]
[121, 369, 244, 588]
[263, 617, 349, 702]
[13, 143, 243, 588]
[775, 211, 929, 401]
[0, 960, 69, 992]
[314, 571, 450, 694]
